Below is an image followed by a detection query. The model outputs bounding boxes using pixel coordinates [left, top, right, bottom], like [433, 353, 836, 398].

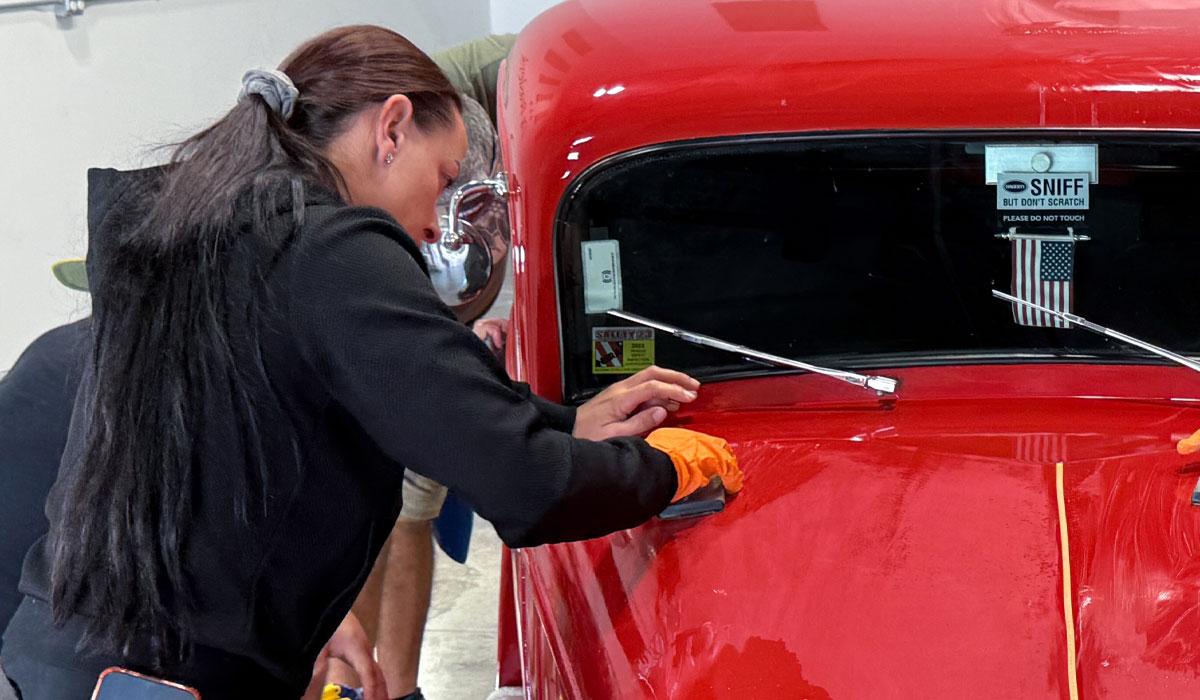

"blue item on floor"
[431, 491, 473, 564]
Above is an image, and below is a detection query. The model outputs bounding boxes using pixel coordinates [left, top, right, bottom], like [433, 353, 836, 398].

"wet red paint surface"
[512, 366, 1200, 698]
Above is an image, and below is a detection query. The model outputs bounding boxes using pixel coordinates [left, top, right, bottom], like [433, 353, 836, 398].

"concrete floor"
[0, 517, 505, 700]
[416, 514, 504, 700]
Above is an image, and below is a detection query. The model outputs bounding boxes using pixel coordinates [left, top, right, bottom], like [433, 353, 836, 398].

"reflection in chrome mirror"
[424, 173, 512, 316]
[443, 175, 510, 251]
[423, 217, 493, 308]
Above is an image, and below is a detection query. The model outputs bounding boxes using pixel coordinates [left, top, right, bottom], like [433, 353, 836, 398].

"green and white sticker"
[592, 327, 654, 375]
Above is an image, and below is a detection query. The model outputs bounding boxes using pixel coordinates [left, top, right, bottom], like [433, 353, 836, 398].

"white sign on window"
[582, 239, 623, 314]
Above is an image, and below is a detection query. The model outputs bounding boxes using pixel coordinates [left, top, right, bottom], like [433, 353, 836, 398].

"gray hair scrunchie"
[238, 68, 299, 120]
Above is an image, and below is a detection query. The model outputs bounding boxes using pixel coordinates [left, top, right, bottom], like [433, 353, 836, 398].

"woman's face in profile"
[381, 110, 468, 246]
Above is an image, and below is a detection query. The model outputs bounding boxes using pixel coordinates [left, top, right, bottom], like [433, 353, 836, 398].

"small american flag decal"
[1011, 238, 1074, 328]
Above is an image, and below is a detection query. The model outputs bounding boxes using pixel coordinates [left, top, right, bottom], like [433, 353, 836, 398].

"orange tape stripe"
[1056, 461, 1080, 700]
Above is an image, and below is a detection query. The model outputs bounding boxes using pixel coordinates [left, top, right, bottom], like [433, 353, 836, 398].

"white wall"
[0, 0, 491, 369]
[489, 0, 560, 34]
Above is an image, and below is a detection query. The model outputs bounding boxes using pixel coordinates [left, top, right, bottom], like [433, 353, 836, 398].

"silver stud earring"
[385, 153, 394, 165]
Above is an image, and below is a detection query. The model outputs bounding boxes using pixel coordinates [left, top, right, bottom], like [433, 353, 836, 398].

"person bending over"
[1, 25, 740, 700]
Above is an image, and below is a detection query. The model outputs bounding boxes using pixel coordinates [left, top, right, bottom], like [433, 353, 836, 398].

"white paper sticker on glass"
[582, 239, 623, 314]
[997, 173, 1089, 211]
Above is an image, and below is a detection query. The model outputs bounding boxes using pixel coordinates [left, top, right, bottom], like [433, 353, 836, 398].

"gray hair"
[439, 94, 499, 206]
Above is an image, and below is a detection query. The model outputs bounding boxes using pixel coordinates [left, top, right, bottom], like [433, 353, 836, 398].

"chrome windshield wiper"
[606, 310, 901, 395]
[992, 290, 1200, 374]
[994, 290, 1200, 509]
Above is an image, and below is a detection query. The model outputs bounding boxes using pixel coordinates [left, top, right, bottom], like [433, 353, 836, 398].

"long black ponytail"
[48, 25, 461, 661]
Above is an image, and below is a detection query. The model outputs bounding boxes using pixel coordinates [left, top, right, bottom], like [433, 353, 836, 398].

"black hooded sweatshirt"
[0, 319, 88, 651]
[12, 171, 676, 697]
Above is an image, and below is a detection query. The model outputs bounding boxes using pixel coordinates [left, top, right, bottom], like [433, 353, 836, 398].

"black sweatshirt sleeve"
[511, 382, 577, 432]
[289, 208, 675, 547]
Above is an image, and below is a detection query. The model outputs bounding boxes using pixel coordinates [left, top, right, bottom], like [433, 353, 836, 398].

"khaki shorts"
[399, 470, 448, 521]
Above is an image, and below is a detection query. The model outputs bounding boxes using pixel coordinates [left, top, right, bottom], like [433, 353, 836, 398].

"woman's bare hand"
[573, 365, 700, 440]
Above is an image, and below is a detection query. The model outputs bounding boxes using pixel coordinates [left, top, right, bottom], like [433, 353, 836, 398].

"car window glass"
[557, 133, 1200, 401]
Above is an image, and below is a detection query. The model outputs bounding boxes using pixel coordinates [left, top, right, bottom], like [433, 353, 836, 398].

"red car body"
[493, 1, 1200, 697]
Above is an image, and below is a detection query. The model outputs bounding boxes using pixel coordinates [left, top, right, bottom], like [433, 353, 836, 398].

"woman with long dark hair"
[0, 25, 741, 700]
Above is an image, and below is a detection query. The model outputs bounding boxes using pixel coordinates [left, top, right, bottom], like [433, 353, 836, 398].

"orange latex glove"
[646, 427, 743, 502]
[1178, 427, 1200, 455]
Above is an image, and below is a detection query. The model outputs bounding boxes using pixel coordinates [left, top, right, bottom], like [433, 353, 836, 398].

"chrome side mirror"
[425, 218, 494, 308]
[443, 175, 510, 251]
[422, 173, 513, 316]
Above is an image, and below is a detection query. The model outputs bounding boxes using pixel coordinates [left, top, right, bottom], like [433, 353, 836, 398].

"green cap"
[52, 258, 89, 292]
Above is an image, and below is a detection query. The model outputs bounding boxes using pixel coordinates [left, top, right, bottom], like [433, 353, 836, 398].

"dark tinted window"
[557, 133, 1200, 401]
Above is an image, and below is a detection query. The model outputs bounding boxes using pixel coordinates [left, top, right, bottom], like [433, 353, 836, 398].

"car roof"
[500, 0, 1200, 180]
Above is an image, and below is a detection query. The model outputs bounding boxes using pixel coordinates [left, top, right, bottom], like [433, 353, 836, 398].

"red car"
[478, 0, 1200, 697]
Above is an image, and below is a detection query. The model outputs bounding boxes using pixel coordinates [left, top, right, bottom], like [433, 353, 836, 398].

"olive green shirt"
[433, 34, 517, 124]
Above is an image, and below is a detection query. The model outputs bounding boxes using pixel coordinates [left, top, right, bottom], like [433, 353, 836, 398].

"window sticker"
[997, 173, 1089, 211]
[592, 327, 654, 375]
[582, 239, 623, 314]
[997, 172, 1090, 227]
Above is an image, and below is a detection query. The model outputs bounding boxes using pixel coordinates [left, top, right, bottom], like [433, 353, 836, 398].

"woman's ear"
[376, 94, 415, 165]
